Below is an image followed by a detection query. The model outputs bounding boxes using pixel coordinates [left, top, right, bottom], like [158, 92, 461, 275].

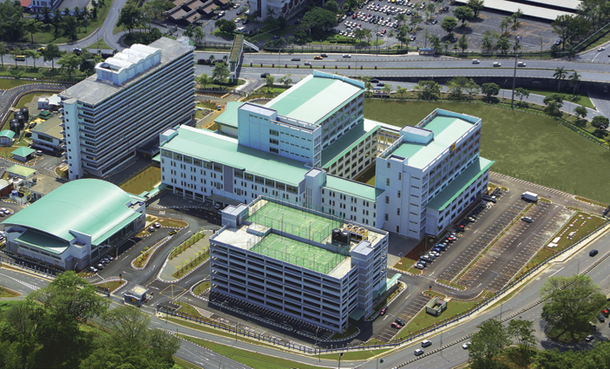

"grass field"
[0, 78, 36, 90]
[120, 166, 161, 195]
[525, 88, 594, 110]
[364, 100, 610, 204]
[95, 280, 125, 293]
[396, 296, 479, 339]
[0, 285, 19, 298]
[192, 280, 210, 295]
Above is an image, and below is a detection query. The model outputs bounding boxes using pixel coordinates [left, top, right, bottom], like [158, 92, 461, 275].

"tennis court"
[248, 201, 342, 243]
[250, 233, 346, 274]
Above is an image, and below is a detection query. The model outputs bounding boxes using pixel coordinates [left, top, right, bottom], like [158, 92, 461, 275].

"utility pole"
[511, 53, 518, 109]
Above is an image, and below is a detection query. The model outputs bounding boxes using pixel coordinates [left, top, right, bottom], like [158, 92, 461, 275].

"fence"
[0, 254, 59, 278]
[161, 220, 609, 357]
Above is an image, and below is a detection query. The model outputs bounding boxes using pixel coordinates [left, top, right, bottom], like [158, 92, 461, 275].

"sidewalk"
[158, 232, 211, 282]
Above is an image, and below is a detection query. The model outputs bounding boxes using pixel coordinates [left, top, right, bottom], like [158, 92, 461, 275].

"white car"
[462, 342, 471, 349]
[599, 47, 605, 51]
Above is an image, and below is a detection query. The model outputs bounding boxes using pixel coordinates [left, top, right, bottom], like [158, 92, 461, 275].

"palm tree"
[569, 71, 581, 95]
[396, 85, 407, 99]
[553, 66, 567, 92]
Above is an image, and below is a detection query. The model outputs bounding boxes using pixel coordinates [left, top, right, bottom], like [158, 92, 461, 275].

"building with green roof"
[160, 73, 491, 241]
[3, 179, 146, 270]
[210, 197, 389, 333]
[0, 130, 15, 146]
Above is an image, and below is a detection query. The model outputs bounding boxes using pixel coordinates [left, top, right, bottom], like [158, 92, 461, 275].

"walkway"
[158, 233, 211, 282]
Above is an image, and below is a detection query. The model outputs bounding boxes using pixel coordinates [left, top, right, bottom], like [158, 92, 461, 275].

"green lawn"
[364, 100, 610, 204]
[119, 166, 161, 195]
[32, 0, 113, 44]
[0, 78, 36, 89]
[95, 280, 124, 292]
[176, 302, 203, 318]
[396, 297, 479, 339]
[192, 280, 210, 295]
[526, 88, 595, 109]
[0, 285, 19, 298]
[177, 334, 325, 369]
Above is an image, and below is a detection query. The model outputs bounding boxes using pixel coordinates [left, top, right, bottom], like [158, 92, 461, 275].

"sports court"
[247, 200, 342, 243]
[250, 233, 346, 274]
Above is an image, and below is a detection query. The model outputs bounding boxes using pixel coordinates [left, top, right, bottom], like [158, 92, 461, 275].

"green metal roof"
[162, 126, 309, 185]
[427, 157, 494, 212]
[0, 130, 15, 139]
[3, 179, 143, 246]
[7, 165, 36, 178]
[324, 175, 382, 202]
[16, 229, 69, 255]
[11, 147, 36, 157]
[214, 101, 244, 128]
[322, 121, 379, 168]
[392, 116, 475, 169]
[265, 72, 363, 124]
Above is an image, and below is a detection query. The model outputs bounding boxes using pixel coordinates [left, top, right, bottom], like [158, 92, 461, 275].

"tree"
[10, 48, 22, 67]
[540, 274, 607, 340]
[277, 74, 292, 88]
[414, 80, 440, 101]
[62, 15, 79, 42]
[192, 26, 205, 45]
[569, 71, 581, 95]
[543, 94, 564, 118]
[573, 106, 587, 126]
[0, 42, 6, 67]
[395, 13, 406, 29]
[453, 6, 473, 25]
[58, 53, 81, 79]
[354, 28, 367, 45]
[382, 83, 392, 95]
[591, 116, 610, 138]
[43, 43, 61, 69]
[3, 300, 41, 369]
[511, 8, 523, 29]
[325, 0, 339, 14]
[481, 82, 500, 101]
[553, 66, 567, 92]
[507, 318, 535, 366]
[397, 25, 409, 48]
[211, 62, 229, 83]
[441, 16, 458, 37]
[458, 34, 468, 53]
[0, 1, 27, 42]
[296, 7, 337, 41]
[469, 319, 510, 369]
[552, 15, 576, 50]
[29, 272, 108, 368]
[514, 87, 530, 105]
[117, 2, 141, 34]
[24, 19, 42, 44]
[448, 77, 478, 100]
[482, 31, 496, 53]
[496, 36, 510, 54]
[81, 306, 180, 369]
[215, 19, 236, 33]
[396, 85, 407, 99]
[25, 50, 39, 69]
[467, 0, 484, 18]
[500, 16, 511, 34]
[265, 74, 275, 93]
[429, 34, 442, 53]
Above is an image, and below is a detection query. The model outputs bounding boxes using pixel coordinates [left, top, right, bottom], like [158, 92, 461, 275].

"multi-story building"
[60, 37, 195, 180]
[210, 197, 389, 332]
[247, 0, 307, 20]
[159, 72, 493, 240]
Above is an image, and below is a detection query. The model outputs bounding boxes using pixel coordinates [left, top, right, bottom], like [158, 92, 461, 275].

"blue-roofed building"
[159, 72, 492, 240]
[2, 179, 146, 270]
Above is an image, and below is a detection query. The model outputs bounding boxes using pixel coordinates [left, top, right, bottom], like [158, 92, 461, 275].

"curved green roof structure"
[3, 179, 143, 247]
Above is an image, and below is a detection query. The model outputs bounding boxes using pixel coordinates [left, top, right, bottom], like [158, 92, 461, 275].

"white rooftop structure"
[95, 44, 162, 86]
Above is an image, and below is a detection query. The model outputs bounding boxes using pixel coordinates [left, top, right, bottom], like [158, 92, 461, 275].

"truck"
[522, 191, 538, 202]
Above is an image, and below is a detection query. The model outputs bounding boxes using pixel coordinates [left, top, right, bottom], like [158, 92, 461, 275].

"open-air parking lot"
[376, 293, 431, 342]
[435, 195, 529, 284]
[331, 0, 559, 51]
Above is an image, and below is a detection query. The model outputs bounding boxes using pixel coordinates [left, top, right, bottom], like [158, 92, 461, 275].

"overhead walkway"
[228, 35, 258, 81]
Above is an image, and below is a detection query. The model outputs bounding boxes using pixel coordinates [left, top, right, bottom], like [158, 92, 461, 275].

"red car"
[602, 309, 609, 317]
[391, 322, 402, 329]
[380, 307, 387, 316]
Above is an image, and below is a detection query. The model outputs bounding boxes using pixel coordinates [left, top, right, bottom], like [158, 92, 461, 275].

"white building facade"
[159, 72, 493, 241]
[210, 197, 389, 332]
[60, 38, 195, 180]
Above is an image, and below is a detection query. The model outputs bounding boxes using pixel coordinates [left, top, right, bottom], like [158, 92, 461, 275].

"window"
[270, 129, 279, 136]
[398, 190, 401, 198]
[386, 179, 390, 186]
[397, 208, 400, 216]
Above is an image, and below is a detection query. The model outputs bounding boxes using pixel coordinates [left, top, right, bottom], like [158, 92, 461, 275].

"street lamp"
[377, 358, 384, 369]
[315, 326, 321, 362]
[338, 352, 344, 369]
[511, 52, 518, 109]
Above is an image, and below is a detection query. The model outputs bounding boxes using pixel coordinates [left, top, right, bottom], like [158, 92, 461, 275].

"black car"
[590, 249, 599, 257]
[598, 314, 605, 323]
[261, 73, 270, 78]
[370, 78, 380, 83]
[395, 318, 405, 326]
